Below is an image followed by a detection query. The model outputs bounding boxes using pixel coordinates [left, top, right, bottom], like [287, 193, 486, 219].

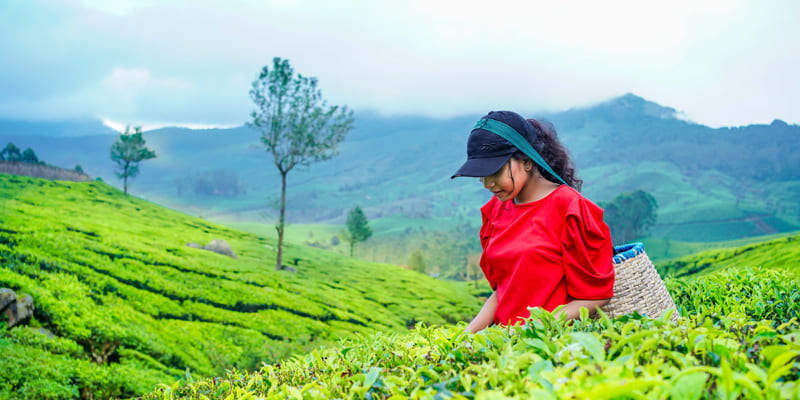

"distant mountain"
[549, 94, 799, 182]
[1, 94, 798, 242]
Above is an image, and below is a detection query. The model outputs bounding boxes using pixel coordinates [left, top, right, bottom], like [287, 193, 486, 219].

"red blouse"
[479, 185, 614, 325]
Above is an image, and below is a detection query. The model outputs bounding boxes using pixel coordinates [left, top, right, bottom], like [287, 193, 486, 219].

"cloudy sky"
[1, 0, 798, 129]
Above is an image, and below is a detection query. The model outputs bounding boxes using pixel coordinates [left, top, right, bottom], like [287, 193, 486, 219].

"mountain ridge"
[1, 93, 798, 244]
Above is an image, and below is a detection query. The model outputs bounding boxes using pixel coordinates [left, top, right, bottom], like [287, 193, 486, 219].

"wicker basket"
[597, 243, 680, 322]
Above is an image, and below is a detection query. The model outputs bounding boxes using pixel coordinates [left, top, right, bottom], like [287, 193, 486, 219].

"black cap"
[451, 111, 530, 179]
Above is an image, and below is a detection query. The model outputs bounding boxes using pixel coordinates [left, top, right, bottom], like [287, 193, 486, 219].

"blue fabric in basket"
[612, 242, 644, 264]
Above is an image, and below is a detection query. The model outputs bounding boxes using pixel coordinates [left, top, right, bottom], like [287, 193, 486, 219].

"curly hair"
[511, 118, 582, 192]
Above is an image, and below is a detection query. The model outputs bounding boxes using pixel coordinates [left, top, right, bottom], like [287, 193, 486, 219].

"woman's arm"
[465, 291, 497, 333]
[554, 298, 610, 321]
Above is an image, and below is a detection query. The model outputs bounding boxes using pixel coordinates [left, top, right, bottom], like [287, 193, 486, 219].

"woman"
[452, 110, 614, 333]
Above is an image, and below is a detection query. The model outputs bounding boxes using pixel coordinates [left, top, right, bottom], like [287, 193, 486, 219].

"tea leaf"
[670, 371, 708, 400]
[569, 332, 605, 361]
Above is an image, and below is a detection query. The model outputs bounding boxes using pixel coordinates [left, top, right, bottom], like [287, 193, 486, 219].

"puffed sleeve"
[561, 197, 615, 299]
[479, 201, 498, 291]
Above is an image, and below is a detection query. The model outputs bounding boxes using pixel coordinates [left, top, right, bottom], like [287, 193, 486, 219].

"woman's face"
[481, 158, 530, 202]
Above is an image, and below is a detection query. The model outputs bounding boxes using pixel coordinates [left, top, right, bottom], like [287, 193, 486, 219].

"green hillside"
[3, 94, 799, 249]
[641, 230, 800, 262]
[657, 232, 800, 277]
[226, 218, 481, 279]
[0, 173, 480, 399]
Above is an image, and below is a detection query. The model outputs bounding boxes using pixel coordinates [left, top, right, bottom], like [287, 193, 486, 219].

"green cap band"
[472, 118, 567, 186]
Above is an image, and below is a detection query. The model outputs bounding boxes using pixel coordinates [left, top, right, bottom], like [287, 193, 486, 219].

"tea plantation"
[134, 236, 800, 398]
[141, 267, 800, 399]
[657, 232, 800, 277]
[2, 173, 800, 399]
[0, 174, 480, 399]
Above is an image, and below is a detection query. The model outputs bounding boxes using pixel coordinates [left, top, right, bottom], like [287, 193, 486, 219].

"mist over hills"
[0, 118, 117, 138]
[1, 93, 798, 242]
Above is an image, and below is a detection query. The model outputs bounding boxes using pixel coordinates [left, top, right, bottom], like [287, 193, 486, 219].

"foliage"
[176, 169, 247, 197]
[600, 189, 658, 245]
[140, 267, 800, 399]
[345, 205, 372, 257]
[247, 56, 355, 270]
[1, 142, 22, 161]
[407, 249, 426, 274]
[365, 222, 481, 280]
[0, 334, 168, 400]
[1, 142, 42, 165]
[109, 126, 157, 195]
[20, 148, 40, 164]
[666, 267, 800, 323]
[0, 173, 479, 399]
[231, 219, 485, 280]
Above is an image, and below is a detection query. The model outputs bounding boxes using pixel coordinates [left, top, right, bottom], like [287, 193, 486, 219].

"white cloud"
[100, 117, 126, 132]
[101, 117, 237, 132]
[1, 0, 798, 127]
[101, 67, 194, 102]
[78, 0, 161, 16]
[101, 67, 151, 102]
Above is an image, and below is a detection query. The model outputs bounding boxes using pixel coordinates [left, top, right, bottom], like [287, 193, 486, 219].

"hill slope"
[0, 173, 480, 399]
[2, 94, 798, 244]
[656, 231, 800, 277]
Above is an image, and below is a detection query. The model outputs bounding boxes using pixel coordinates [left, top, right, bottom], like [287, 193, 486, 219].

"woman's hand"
[465, 292, 497, 333]
[553, 298, 610, 321]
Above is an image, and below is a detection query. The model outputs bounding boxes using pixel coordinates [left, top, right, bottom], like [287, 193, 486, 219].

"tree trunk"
[350, 240, 354, 257]
[123, 162, 129, 195]
[276, 171, 287, 270]
[91, 341, 119, 365]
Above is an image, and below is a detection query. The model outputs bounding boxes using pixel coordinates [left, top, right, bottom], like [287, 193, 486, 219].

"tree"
[191, 169, 246, 197]
[600, 189, 658, 245]
[0, 142, 21, 161]
[408, 249, 426, 274]
[345, 205, 372, 256]
[110, 126, 157, 195]
[248, 57, 354, 270]
[21, 148, 40, 164]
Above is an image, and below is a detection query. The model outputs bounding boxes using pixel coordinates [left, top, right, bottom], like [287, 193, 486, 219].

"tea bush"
[0, 174, 480, 398]
[658, 233, 800, 277]
[667, 267, 800, 324]
[141, 267, 800, 399]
